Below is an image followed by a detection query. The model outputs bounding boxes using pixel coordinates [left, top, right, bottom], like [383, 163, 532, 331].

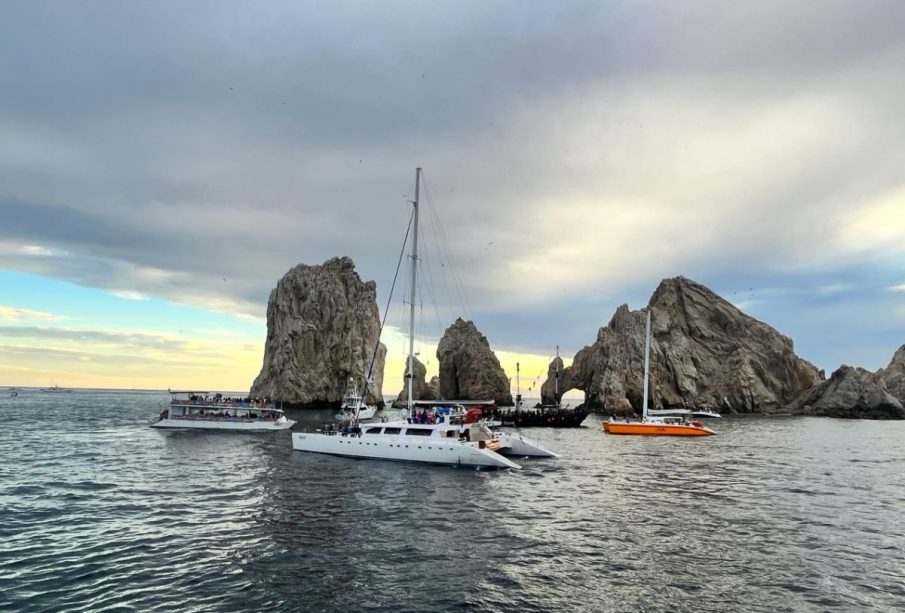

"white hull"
[151, 417, 295, 431]
[497, 432, 559, 458]
[291, 431, 520, 469]
[335, 405, 377, 422]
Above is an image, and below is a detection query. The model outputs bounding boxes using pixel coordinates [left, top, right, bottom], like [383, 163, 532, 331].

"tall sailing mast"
[516, 362, 521, 408]
[406, 168, 421, 416]
[642, 308, 651, 420]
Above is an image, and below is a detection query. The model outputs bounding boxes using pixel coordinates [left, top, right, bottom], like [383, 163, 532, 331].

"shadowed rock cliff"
[392, 356, 440, 407]
[250, 257, 386, 406]
[539, 356, 578, 405]
[789, 365, 905, 419]
[877, 344, 905, 405]
[543, 277, 822, 413]
[437, 318, 513, 406]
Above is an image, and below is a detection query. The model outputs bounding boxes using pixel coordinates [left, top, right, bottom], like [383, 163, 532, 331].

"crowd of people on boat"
[408, 409, 439, 425]
[164, 408, 283, 421]
[171, 393, 274, 409]
[490, 404, 590, 427]
[322, 423, 363, 436]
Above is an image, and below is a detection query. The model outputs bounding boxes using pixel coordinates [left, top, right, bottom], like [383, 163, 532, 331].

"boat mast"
[554, 345, 560, 404]
[642, 308, 651, 420]
[406, 168, 421, 416]
[516, 362, 521, 408]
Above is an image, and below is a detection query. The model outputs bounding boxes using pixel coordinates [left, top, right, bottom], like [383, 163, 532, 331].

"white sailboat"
[292, 168, 557, 468]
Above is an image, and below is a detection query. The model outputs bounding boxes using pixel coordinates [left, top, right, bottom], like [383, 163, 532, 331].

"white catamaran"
[292, 168, 557, 468]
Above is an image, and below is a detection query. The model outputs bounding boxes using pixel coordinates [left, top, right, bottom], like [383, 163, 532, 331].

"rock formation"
[437, 318, 513, 406]
[543, 277, 822, 414]
[877, 344, 905, 405]
[250, 257, 386, 406]
[392, 356, 440, 407]
[539, 356, 579, 405]
[789, 365, 905, 419]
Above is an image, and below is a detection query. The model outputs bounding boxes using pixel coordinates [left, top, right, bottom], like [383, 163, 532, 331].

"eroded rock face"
[392, 356, 439, 407]
[790, 365, 905, 419]
[540, 356, 579, 405]
[545, 277, 822, 414]
[250, 257, 386, 406]
[877, 344, 905, 405]
[437, 318, 513, 405]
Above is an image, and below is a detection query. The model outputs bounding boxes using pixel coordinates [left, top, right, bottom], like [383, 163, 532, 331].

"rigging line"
[358, 207, 415, 405]
[527, 355, 557, 391]
[423, 173, 473, 319]
[423, 181, 470, 322]
[418, 179, 454, 324]
[417, 219, 445, 332]
[422, 175, 474, 321]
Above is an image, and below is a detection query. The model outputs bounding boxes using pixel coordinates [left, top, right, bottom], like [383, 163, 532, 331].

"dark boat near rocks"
[489, 404, 591, 428]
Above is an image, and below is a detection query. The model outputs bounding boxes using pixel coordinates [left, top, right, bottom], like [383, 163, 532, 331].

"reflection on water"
[1, 390, 904, 612]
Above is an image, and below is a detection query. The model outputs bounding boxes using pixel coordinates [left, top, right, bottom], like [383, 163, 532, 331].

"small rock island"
[250, 257, 386, 408]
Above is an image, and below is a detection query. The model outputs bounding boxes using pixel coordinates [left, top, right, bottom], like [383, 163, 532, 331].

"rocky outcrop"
[877, 344, 905, 405]
[540, 356, 579, 405]
[790, 365, 905, 419]
[250, 257, 386, 406]
[392, 356, 440, 407]
[437, 318, 513, 406]
[544, 277, 822, 414]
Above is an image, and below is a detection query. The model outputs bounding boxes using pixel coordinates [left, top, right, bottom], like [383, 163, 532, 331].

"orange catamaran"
[602, 309, 715, 437]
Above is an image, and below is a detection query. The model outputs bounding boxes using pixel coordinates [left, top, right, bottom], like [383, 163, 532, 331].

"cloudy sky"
[2, 1, 904, 393]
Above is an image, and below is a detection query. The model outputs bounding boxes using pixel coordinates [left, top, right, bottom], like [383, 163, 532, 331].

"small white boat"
[151, 391, 295, 431]
[335, 377, 378, 422]
[691, 408, 722, 418]
[647, 408, 722, 418]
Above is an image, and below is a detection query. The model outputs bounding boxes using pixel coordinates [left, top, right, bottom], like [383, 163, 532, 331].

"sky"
[2, 1, 904, 395]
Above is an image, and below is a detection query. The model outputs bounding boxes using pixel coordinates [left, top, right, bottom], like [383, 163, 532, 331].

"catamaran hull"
[602, 422, 715, 436]
[498, 432, 560, 458]
[291, 432, 520, 469]
[151, 418, 295, 431]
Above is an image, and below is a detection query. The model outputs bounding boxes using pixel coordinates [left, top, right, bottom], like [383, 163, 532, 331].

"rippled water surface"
[2, 390, 904, 612]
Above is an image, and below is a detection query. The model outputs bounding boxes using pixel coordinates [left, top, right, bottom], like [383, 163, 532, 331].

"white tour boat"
[151, 391, 295, 431]
[292, 168, 558, 468]
[335, 377, 378, 422]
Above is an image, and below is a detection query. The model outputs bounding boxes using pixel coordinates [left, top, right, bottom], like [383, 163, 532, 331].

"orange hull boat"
[602, 421, 715, 436]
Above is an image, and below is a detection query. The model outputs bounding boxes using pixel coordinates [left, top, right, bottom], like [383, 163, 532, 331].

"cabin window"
[404, 428, 432, 436]
[364, 427, 382, 434]
[382, 427, 401, 435]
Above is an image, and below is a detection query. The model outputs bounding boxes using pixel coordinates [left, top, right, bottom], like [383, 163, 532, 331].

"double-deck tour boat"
[151, 391, 295, 431]
[602, 310, 716, 437]
[292, 168, 559, 468]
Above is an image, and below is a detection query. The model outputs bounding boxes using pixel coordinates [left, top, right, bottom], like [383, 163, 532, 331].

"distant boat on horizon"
[40, 383, 73, 393]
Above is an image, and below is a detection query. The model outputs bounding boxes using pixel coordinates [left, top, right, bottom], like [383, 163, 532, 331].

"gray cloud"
[2, 1, 905, 370]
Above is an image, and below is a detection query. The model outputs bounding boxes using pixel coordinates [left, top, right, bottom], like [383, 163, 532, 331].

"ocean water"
[1, 389, 904, 612]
